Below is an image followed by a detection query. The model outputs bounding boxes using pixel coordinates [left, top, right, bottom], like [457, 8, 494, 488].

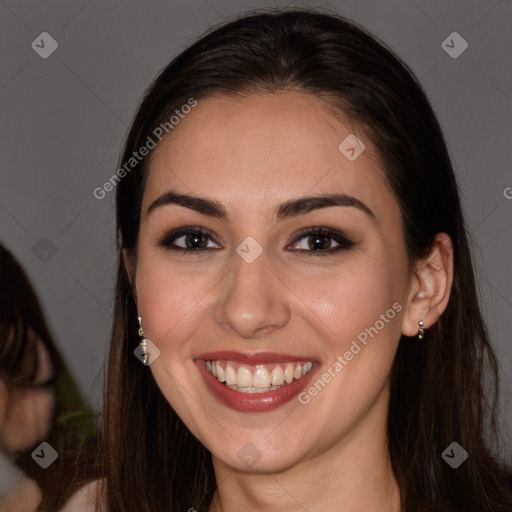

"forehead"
[143, 91, 393, 218]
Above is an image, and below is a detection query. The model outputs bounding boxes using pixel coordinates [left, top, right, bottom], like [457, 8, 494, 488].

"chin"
[6, 389, 55, 452]
[218, 451, 302, 474]
[210, 431, 312, 474]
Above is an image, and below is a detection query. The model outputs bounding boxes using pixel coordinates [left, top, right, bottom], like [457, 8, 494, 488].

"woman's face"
[0, 328, 55, 454]
[132, 91, 412, 473]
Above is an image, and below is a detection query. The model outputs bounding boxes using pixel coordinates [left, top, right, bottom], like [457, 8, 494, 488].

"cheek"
[293, 257, 402, 355]
[1, 388, 55, 452]
[135, 252, 215, 356]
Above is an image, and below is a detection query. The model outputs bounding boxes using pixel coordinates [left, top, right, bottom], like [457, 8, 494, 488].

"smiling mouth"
[204, 360, 314, 393]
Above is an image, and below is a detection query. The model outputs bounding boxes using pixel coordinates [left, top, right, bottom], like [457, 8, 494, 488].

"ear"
[401, 232, 454, 337]
[122, 248, 137, 301]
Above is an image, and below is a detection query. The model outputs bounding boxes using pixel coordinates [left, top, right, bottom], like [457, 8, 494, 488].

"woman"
[0, 312, 55, 512]
[0, 243, 99, 511]
[63, 8, 512, 512]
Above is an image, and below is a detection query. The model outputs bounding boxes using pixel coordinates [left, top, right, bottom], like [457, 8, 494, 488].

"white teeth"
[270, 366, 285, 386]
[226, 384, 282, 393]
[217, 363, 226, 383]
[225, 364, 237, 385]
[302, 361, 313, 375]
[236, 367, 253, 388]
[206, 360, 314, 391]
[284, 364, 294, 383]
[253, 365, 270, 388]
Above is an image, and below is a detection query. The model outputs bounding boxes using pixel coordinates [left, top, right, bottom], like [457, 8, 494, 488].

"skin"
[124, 90, 454, 512]
[0, 328, 55, 453]
[0, 328, 55, 511]
[0, 475, 42, 512]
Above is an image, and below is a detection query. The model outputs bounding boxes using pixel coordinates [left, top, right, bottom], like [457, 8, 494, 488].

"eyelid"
[156, 226, 221, 250]
[156, 225, 355, 255]
[286, 226, 355, 252]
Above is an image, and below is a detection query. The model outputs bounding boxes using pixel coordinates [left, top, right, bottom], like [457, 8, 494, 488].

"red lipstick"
[194, 352, 319, 413]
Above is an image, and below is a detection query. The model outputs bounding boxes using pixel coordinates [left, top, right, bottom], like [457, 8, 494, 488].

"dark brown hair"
[0, 243, 100, 511]
[102, 8, 512, 511]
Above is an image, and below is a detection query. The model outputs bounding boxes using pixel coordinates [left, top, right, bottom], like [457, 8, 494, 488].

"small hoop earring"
[138, 316, 149, 365]
[418, 320, 425, 340]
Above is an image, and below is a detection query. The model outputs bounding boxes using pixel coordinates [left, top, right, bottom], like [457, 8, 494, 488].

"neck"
[209, 387, 401, 512]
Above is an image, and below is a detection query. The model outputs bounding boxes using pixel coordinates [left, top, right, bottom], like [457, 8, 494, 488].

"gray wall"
[1, 0, 511, 447]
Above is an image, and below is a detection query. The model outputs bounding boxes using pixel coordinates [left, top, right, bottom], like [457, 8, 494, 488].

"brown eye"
[288, 227, 355, 255]
[157, 227, 221, 254]
[307, 233, 334, 250]
[183, 232, 208, 249]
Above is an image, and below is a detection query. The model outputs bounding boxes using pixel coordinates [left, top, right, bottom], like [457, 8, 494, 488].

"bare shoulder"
[59, 479, 107, 512]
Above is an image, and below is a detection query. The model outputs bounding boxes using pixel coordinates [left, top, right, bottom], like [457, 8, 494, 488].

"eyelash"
[156, 226, 355, 256]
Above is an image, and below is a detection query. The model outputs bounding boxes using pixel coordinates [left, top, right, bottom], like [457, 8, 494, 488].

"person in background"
[0, 243, 100, 511]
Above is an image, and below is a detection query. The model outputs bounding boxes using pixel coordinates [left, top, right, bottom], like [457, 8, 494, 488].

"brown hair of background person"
[94, 8, 512, 512]
[0, 242, 100, 510]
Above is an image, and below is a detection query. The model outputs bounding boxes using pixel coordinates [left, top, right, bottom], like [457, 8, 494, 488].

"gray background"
[1, 0, 511, 454]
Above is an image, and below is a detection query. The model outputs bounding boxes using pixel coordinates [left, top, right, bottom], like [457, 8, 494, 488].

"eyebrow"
[146, 190, 376, 222]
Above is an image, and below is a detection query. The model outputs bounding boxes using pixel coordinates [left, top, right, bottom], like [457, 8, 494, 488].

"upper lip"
[195, 351, 316, 365]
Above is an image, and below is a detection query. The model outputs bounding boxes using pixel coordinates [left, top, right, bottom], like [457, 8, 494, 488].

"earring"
[138, 316, 149, 365]
[418, 320, 425, 340]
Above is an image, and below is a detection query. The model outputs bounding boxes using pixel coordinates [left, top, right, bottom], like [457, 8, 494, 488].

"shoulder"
[0, 475, 42, 512]
[59, 479, 107, 512]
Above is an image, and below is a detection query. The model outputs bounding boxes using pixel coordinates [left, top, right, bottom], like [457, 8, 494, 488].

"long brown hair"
[101, 9, 512, 511]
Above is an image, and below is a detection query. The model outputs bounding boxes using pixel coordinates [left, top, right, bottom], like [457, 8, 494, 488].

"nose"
[33, 337, 55, 385]
[215, 249, 291, 340]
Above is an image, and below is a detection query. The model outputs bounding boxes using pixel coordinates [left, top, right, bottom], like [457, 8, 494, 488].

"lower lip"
[195, 360, 318, 412]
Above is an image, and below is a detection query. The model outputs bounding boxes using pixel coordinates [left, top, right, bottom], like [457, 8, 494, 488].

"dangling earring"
[138, 316, 149, 365]
[418, 320, 425, 340]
